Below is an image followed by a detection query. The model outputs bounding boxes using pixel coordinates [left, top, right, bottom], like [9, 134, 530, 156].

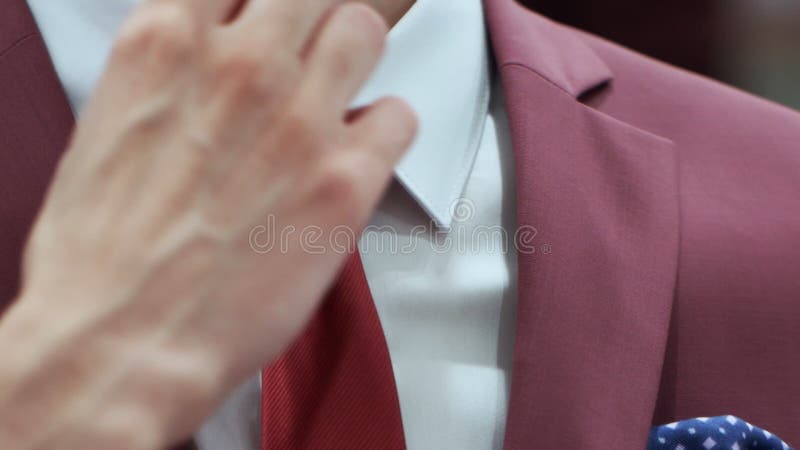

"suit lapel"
[484, 0, 680, 448]
[0, 0, 74, 312]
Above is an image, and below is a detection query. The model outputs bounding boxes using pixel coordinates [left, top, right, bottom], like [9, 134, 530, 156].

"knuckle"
[214, 53, 263, 95]
[114, 3, 197, 62]
[214, 51, 262, 83]
[333, 5, 387, 48]
[265, 51, 299, 82]
[211, 49, 295, 103]
[326, 44, 357, 80]
[322, 5, 387, 80]
[355, 98, 418, 153]
[390, 100, 419, 147]
[279, 111, 322, 150]
[315, 163, 361, 215]
[338, 3, 389, 46]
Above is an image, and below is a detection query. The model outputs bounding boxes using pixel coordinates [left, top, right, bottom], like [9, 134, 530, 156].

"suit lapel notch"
[484, 0, 613, 99]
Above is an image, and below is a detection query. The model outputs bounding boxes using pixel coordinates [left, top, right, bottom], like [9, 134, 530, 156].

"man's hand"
[0, 0, 416, 448]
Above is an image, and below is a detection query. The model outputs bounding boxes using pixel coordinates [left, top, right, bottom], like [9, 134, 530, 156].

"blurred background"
[524, 0, 800, 110]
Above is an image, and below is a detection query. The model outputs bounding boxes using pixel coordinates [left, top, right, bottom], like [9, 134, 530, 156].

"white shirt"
[27, 1, 518, 449]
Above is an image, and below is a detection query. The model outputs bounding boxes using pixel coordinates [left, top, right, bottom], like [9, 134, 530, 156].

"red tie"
[261, 253, 406, 449]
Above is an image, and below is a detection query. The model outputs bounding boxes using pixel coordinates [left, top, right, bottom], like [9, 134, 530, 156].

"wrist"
[0, 292, 219, 449]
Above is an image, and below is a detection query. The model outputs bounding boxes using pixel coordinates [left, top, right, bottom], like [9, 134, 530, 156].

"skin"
[0, 0, 416, 448]
[364, 0, 416, 26]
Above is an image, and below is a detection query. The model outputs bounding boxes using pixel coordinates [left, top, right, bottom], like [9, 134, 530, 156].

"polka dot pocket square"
[648, 415, 793, 450]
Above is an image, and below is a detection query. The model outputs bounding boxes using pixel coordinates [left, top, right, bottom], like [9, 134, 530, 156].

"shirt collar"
[353, 0, 491, 229]
[31, 0, 491, 228]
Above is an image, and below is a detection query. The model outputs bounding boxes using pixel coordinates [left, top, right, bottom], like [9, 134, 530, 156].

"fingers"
[347, 96, 418, 171]
[310, 97, 416, 224]
[144, 0, 244, 25]
[300, 3, 389, 115]
[235, 0, 340, 54]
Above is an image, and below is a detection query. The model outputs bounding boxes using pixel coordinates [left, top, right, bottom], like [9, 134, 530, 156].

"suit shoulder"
[571, 28, 800, 148]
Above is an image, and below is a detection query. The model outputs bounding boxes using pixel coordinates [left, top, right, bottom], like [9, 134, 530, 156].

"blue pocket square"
[648, 416, 793, 450]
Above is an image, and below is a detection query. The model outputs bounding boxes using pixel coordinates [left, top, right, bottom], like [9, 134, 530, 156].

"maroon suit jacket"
[1, 0, 798, 447]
